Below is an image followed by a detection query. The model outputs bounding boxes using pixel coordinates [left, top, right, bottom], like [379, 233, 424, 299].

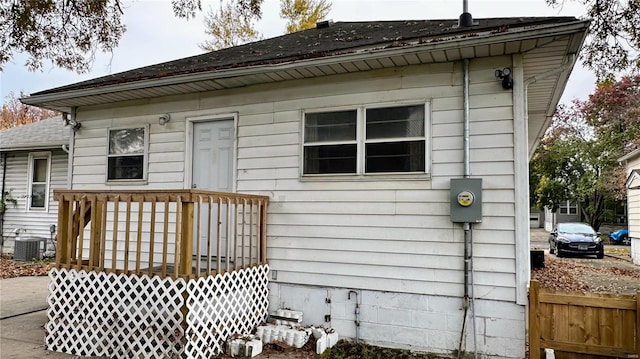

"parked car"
[549, 222, 604, 259]
[608, 228, 630, 245]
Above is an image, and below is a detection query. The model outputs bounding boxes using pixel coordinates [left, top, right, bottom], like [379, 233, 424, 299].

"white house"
[619, 149, 640, 264]
[23, 15, 588, 358]
[0, 117, 70, 256]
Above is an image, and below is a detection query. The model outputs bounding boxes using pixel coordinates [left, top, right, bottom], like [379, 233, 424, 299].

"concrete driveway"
[0, 276, 49, 319]
[530, 228, 549, 250]
[0, 276, 98, 358]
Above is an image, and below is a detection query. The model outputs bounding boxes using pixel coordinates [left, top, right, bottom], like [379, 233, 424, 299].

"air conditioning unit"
[14, 238, 43, 261]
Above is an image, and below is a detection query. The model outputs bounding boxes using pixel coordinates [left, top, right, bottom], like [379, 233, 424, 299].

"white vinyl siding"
[73, 117, 182, 189]
[1, 149, 67, 238]
[72, 56, 517, 302]
[627, 156, 640, 241]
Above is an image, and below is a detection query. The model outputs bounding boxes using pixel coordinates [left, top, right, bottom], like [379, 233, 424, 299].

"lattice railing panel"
[46, 268, 186, 358]
[185, 264, 270, 358]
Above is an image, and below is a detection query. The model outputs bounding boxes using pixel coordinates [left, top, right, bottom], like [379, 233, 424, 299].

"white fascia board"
[0, 143, 68, 151]
[626, 170, 640, 189]
[22, 21, 589, 108]
[619, 148, 640, 163]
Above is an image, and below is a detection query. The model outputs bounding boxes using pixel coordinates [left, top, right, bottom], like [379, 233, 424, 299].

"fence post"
[56, 193, 70, 266]
[259, 200, 268, 264]
[89, 196, 102, 269]
[180, 201, 194, 277]
[529, 280, 541, 359]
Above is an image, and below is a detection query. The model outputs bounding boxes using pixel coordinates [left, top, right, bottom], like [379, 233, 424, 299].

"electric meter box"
[450, 178, 483, 223]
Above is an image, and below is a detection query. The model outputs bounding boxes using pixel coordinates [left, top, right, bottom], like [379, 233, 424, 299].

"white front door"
[192, 120, 234, 192]
[192, 120, 234, 270]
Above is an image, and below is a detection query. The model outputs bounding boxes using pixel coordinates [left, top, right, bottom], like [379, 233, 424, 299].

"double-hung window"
[365, 105, 426, 173]
[303, 103, 428, 175]
[304, 110, 358, 174]
[27, 152, 51, 211]
[107, 127, 147, 181]
[559, 200, 578, 215]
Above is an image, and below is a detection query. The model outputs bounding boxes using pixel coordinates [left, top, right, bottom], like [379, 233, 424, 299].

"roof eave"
[22, 20, 589, 110]
[618, 148, 640, 163]
[0, 142, 68, 152]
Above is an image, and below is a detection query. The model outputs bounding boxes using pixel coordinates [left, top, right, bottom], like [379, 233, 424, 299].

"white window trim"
[105, 125, 149, 184]
[301, 101, 431, 180]
[26, 151, 52, 212]
[559, 200, 578, 215]
[568, 201, 578, 215]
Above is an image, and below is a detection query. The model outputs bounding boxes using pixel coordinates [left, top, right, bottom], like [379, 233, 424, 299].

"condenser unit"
[14, 237, 44, 261]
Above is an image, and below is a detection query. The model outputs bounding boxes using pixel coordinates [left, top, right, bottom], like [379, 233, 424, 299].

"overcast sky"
[0, 0, 595, 104]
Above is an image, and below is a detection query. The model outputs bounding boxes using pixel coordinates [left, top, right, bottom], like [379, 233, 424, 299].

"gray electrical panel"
[450, 178, 483, 223]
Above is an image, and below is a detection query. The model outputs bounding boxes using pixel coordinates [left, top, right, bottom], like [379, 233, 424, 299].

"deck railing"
[53, 189, 269, 279]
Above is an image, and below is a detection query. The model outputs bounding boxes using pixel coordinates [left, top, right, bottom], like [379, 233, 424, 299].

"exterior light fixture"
[62, 112, 81, 131]
[159, 114, 171, 125]
[495, 67, 513, 90]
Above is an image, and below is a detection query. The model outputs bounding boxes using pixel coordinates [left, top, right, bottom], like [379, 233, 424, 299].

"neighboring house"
[619, 148, 640, 264]
[530, 207, 544, 228]
[23, 16, 588, 358]
[0, 117, 70, 255]
[543, 199, 627, 232]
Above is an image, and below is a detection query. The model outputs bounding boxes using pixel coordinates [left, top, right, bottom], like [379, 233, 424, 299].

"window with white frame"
[107, 127, 147, 181]
[303, 104, 427, 175]
[559, 200, 578, 215]
[27, 152, 51, 210]
[304, 110, 358, 174]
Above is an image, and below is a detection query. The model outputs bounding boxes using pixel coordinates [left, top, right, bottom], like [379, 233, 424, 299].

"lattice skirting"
[185, 265, 270, 358]
[46, 265, 269, 358]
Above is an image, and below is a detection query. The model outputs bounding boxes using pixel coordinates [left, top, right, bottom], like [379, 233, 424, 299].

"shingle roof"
[0, 117, 69, 150]
[32, 17, 578, 95]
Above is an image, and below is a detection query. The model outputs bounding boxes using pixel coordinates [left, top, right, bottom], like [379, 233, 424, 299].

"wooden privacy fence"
[53, 189, 269, 279]
[529, 280, 639, 359]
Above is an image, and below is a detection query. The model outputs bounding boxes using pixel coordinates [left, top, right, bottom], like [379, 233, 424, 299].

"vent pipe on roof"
[458, 0, 475, 27]
[316, 20, 333, 29]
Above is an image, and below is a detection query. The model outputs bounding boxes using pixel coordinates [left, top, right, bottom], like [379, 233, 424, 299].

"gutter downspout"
[1, 152, 7, 253]
[66, 108, 77, 190]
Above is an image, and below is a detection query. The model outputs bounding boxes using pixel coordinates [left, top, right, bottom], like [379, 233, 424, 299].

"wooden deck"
[53, 189, 269, 279]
